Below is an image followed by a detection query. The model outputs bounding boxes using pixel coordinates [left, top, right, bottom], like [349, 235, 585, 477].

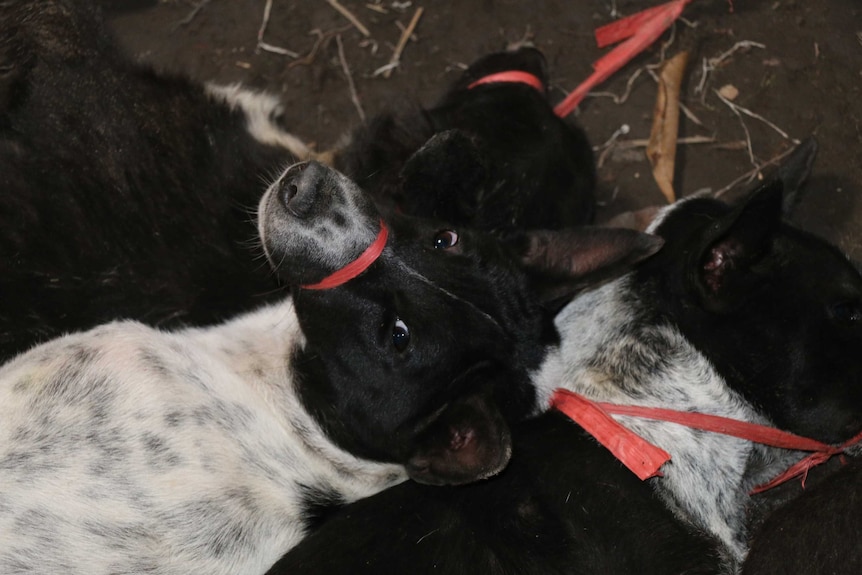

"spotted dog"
[0, 156, 660, 574]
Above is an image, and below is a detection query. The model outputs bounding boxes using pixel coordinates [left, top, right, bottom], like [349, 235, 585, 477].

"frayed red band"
[301, 220, 389, 290]
[551, 388, 862, 493]
[553, 0, 692, 117]
[467, 70, 545, 93]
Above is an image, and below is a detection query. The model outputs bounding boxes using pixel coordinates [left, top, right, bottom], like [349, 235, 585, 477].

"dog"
[272, 138, 862, 574]
[0, 152, 660, 574]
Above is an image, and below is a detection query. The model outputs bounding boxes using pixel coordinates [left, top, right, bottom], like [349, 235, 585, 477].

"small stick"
[714, 89, 799, 143]
[695, 40, 766, 96]
[383, 7, 424, 79]
[336, 34, 366, 122]
[173, 0, 211, 30]
[713, 146, 797, 198]
[325, 0, 371, 37]
[715, 89, 757, 167]
[257, 0, 273, 49]
[256, 0, 299, 57]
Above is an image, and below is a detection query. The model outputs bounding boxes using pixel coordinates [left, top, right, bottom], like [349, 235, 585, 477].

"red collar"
[551, 388, 862, 493]
[467, 70, 545, 93]
[301, 220, 388, 290]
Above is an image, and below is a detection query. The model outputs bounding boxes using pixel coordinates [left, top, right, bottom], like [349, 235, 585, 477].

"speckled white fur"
[533, 277, 800, 570]
[0, 300, 404, 575]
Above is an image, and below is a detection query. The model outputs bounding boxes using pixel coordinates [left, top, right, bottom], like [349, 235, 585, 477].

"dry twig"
[336, 34, 366, 122]
[256, 0, 299, 57]
[287, 26, 352, 69]
[713, 145, 797, 198]
[382, 7, 424, 79]
[325, 0, 371, 37]
[173, 0, 211, 31]
[695, 40, 765, 98]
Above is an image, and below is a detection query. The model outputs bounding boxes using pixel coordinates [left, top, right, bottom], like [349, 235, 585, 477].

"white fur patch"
[0, 300, 405, 575]
[533, 277, 801, 568]
[206, 83, 312, 161]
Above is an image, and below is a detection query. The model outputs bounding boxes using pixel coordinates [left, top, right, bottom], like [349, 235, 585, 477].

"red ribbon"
[467, 70, 545, 93]
[553, 0, 692, 117]
[301, 220, 389, 290]
[551, 388, 862, 493]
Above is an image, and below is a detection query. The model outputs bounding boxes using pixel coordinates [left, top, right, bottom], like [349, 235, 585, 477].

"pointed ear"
[693, 176, 784, 312]
[398, 130, 488, 223]
[405, 393, 511, 486]
[778, 136, 817, 217]
[512, 227, 664, 308]
[776, 136, 817, 217]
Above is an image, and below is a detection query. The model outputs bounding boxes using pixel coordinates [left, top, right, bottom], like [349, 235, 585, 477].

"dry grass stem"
[287, 26, 351, 69]
[255, 0, 299, 57]
[585, 67, 647, 105]
[366, 3, 388, 14]
[713, 145, 797, 198]
[173, 0, 211, 30]
[325, 0, 371, 37]
[383, 7, 424, 79]
[695, 40, 766, 97]
[336, 34, 366, 122]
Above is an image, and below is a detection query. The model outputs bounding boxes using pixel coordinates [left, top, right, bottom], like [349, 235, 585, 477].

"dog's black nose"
[278, 161, 325, 219]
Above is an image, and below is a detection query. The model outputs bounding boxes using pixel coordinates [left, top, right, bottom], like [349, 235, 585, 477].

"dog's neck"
[534, 276, 797, 567]
[183, 298, 407, 516]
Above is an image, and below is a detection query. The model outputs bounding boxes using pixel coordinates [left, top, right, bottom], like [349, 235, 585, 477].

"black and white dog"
[0, 1, 596, 365]
[0, 155, 658, 574]
[273, 140, 862, 574]
[0, 2, 666, 572]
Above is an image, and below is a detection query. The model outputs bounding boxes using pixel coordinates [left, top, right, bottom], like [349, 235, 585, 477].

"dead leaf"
[646, 50, 689, 203]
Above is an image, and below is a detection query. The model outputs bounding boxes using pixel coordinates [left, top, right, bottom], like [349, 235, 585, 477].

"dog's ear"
[690, 177, 784, 313]
[512, 227, 664, 311]
[777, 136, 817, 217]
[398, 130, 488, 223]
[405, 392, 511, 486]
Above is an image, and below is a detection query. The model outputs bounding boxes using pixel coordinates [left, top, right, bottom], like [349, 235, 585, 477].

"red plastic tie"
[467, 70, 545, 93]
[553, 0, 692, 117]
[551, 388, 862, 494]
[301, 220, 389, 290]
[551, 389, 671, 480]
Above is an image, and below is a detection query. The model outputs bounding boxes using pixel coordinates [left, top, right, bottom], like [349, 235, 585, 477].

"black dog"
[273, 139, 862, 574]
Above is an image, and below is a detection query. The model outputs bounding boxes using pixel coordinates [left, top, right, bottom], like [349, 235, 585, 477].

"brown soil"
[106, 0, 862, 257]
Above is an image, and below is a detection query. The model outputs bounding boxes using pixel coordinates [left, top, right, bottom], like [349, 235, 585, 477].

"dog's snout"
[278, 161, 325, 219]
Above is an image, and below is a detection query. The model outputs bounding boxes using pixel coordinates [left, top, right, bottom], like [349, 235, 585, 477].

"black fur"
[334, 47, 596, 235]
[0, 0, 299, 361]
[272, 142, 862, 573]
[272, 411, 724, 575]
[742, 457, 862, 575]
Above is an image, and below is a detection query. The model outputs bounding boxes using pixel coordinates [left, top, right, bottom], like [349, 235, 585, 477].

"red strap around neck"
[551, 388, 862, 494]
[467, 70, 545, 93]
[301, 220, 388, 290]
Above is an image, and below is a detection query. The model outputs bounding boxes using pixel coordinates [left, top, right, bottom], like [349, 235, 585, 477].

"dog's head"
[335, 47, 596, 235]
[643, 138, 862, 444]
[259, 161, 661, 485]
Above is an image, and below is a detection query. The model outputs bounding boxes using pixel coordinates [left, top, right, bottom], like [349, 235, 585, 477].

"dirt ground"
[105, 0, 862, 257]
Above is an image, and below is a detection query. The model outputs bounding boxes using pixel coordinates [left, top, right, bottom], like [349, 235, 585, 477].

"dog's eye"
[433, 230, 459, 250]
[392, 317, 411, 352]
[830, 301, 862, 324]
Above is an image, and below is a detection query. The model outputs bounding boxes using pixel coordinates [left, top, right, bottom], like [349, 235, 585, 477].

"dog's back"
[0, 0, 304, 360]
